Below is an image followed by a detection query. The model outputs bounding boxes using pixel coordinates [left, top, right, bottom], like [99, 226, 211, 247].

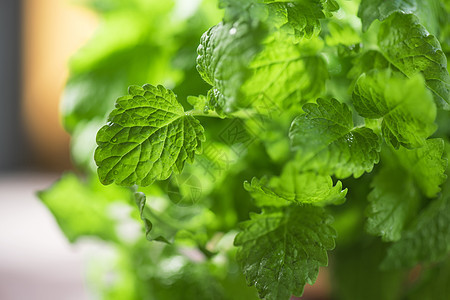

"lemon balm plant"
[40, 0, 450, 299]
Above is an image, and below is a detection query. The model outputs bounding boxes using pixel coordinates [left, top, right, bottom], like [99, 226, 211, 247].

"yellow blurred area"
[22, 0, 98, 170]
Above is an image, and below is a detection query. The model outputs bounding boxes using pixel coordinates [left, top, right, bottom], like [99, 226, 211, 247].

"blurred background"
[1, 0, 97, 299]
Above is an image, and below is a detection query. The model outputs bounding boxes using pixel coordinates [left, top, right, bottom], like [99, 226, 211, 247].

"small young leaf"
[353, 70, 436, 149]
[134, 192, 171, 243]
[235, 205, 336, 300]
[244, 177, 291, 207]
[245, 162, 347, 207]
[289, 98, 380, 178]
[95, 84, 205, 186]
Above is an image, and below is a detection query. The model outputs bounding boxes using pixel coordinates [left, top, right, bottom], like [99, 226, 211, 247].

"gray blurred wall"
[0, 0, 26, 171]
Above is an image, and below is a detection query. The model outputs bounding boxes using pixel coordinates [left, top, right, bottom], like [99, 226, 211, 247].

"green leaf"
[244, 177, 291, 207]
[221, 0, 339, 41]
[366, 166, 421, 242]
[366, 139, 447, 241]
[378, 13, 450, 109]
[242, 35, 328, 109]
[264, 0, 339, 41]
[234, 205, 336, 299]
[38, 173, 134, 243]
[187, 94, 209, 112]
[196, 20, 267, 113]
[134, 192, 172, 243]
[196, 1, 337, 113]
[289, 98, 380, 178]
[219, 0, 262, 22]
[325, 20, 361, 47]
[358, 0, 443, 35]
[133, 184, 217, 244]
[244, 162, 347, 207]
[382, 194, 450, 269]
[353, 70, 437, 149]
[347, 50, 392, 82]
[395, 139, 448, 198]
[358, 0, 414, 32]
[95, 84, 205, 186]
[366, 138, 447, 242]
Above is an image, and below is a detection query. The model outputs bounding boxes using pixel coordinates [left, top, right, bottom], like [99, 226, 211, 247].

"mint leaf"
[265, 0, 339, 41]
[196, 1, 336, 113]
[358, 0, 442, 35]
[244, 177, 291, 207]
[348, 50, 392, 83]
[325, 20, 361, 47]
[134, 187, 217, 244]
[366, 139, 447, 241]
[289, 98, 380, 178]
[358, 0, 415, 32]
[244, 162, 347, 206]
[221, 0, 339, 41]
[382, 194, 450, 269]
[95, 84, 205, 186]
[196, 21, 266, 113]
[366, 139, 447, 242]
[320, 0, 339, 13]
[243, 36, 328, 108]
[134, 192, 172, 243]
[187, 94, 209, 112]
[378, 13, 450, 109]
[353, 70, 436, 149]
[366, 166, 421, 242]
[234, 205, 336, 299]
[38, 173, 134, 243]
[395, 139, 448, 198]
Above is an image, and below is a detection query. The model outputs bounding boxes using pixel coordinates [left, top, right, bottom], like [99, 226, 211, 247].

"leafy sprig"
[40, 0, 450, 299]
